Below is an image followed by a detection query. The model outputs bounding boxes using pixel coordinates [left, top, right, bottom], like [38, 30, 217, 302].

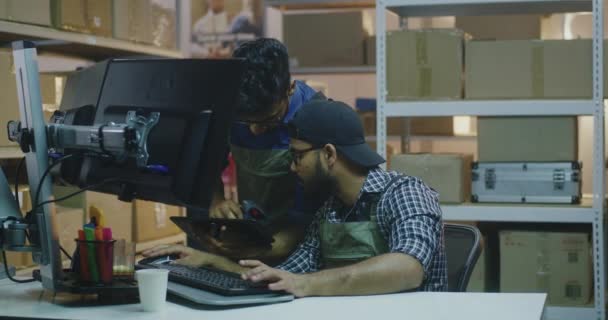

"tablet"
[170, 216, 274, 247]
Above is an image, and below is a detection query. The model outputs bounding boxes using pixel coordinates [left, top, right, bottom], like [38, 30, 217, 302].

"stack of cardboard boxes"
[377, 26, 593, 305]
[0, 0, 177, 49]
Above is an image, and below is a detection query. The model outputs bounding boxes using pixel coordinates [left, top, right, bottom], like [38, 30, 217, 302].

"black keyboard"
[137, 258, 274, 296]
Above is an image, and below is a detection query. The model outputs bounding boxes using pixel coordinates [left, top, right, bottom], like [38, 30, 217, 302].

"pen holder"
[74, 239, 115, 284]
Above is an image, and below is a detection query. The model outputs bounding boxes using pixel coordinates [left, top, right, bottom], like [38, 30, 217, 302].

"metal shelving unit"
[376, 0, 604, 319]
[0, 20, 183, 61]
[442, 203, 595, 223]
[291, 66, 376, 74]
[384, 100, 596, 116]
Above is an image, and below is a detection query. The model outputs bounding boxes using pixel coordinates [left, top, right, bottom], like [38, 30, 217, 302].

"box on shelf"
[85, 191, 133, 242]
[113, 0, 177, 49]
[466, 39, 608, 99]
[0, 50, 19, 147]
[359, 112, 453, 136]
[133, 200, 184, 242]
[499, 231, 592, 306]
[283, 11, 365, 67]
[477, 116, 577, 162]
[390, 153, 472, 203]
[0, 0, 52, 26]
[455, 15, 541, 40]
[52, 0, 112, 37]
[365, 36, 376, 66]
[386, 29, 465, 100]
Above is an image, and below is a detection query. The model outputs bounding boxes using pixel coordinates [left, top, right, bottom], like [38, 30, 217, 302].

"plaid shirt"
[276, 167, 448, 291]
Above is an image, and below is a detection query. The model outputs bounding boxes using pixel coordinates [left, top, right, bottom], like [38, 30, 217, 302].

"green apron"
[230, 92, 327, 230]
[230, 146, 295, 230]
[320, 175, 403, 269]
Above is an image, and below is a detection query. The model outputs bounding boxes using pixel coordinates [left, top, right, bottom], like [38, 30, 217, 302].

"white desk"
[0, 279, 546, 320]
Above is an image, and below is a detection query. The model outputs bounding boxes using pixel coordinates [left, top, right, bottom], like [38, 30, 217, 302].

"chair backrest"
[444, 223, 483, 292]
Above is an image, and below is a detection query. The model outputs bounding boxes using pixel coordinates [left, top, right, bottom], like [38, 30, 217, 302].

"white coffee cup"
[136, 269, 170, 312]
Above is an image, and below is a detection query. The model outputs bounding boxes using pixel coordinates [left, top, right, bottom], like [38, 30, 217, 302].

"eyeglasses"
[234, 82, 295, 129]
[289, 146, 322, 166]
[234, 103, 287, 129]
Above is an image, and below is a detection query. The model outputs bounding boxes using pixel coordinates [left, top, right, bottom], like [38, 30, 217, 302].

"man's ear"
[323, 144, 338, 167]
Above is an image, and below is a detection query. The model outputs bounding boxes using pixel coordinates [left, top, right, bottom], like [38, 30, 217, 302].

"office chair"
[444, 223, 483, 292]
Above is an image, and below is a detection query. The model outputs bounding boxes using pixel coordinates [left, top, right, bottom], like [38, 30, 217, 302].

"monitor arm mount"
[0, 41, 159, 293]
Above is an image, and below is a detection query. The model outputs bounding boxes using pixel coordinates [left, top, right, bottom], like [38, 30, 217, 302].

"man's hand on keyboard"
[239, 260, 309, 297]
[142, 244, 216, 268]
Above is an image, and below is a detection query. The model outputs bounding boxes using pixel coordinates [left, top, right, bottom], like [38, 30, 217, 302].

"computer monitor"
[55, 58, 244, 211]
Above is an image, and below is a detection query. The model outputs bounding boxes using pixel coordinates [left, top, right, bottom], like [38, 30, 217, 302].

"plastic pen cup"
[136, 269, 170, 312]
[113, 240, 135, 280]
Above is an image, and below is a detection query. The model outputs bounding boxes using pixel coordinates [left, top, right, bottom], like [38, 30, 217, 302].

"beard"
[301, 155, 336, 212]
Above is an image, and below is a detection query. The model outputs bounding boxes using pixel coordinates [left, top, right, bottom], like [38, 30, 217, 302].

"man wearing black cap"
[143, 99, 447, 295]
[239, 99, 447, 295]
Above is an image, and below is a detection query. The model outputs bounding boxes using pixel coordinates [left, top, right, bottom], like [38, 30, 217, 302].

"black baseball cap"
[288, 99, 385, 168]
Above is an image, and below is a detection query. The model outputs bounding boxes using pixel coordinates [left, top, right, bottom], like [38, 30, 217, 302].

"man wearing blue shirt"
[202, 38, 323, 264]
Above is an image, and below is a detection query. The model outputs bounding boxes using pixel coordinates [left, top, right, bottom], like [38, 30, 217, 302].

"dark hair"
[232, 38, 291, 117]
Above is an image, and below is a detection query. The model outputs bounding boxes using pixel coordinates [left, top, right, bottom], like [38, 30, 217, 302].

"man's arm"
[256, 223, 307, 264]
[141, 244, 250, 274]
[240, 252, 423, 297]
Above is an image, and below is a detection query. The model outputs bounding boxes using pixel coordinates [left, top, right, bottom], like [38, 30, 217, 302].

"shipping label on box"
[499, 231, 591, 306]
[387, 29, 465, 100]
[390, 153, 472, 203]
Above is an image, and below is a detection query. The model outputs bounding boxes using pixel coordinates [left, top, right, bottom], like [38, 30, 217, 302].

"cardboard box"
[365, 36, 376, 66]
[1, 0, 52, 26]
[387, 29, 465, 100]
[133, 200, 183, 242]
[52, 0, 112, 37]
[466, 39, 608, 99]
[283, 11, 365, 67]
[53, 205, 85, 262]
[0, 50, 19, 147]
[113, 0, 177, 49]
[456, 15, 541, 40]
[86, 191, 133, 242]
[389, 153, 472, 203]
[499, 231, 592, 306]
[478, 116, 577, 162]
[359, 112, 454, 136]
